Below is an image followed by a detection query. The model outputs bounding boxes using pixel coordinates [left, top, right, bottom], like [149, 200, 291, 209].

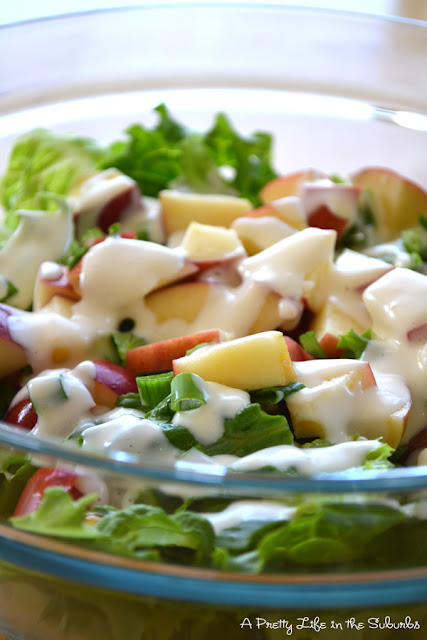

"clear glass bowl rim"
[1, 422, 426, 494]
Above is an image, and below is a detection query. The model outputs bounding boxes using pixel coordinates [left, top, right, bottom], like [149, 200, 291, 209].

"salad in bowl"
[0, 104, 426, 584]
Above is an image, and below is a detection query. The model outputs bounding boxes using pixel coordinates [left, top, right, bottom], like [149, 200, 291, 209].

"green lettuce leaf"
[99, 104, 277, 204]
[94, 503, 214, 565]
[111, 332, 147, 366]
[0, 456, 38, 519]
[10, 487, 101, 538]
[363, 441, 395, 470]
[257, 502, 405, 571]
[0, 129, 103, 224]
[205, 112, 277, 205]
[298, 330, 326, 359]
[201, 403, 293, 457]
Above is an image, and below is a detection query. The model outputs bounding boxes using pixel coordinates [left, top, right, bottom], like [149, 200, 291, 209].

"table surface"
[2, 0, 427, 26]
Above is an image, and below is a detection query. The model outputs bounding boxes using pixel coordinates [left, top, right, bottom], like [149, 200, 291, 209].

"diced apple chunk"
[160, 190, 252, 235]
[247, 290, 284, 334]
[260, 169, 327, 204]
[39, 295, 74, 318]
[238, 228, 336, 312]
[173, 330, 296, 390]
[363, 267, 427, 340]
[144, 281, 218, 325]
[231, 216, 297, 255]
[33, 264, 81, 311]
[351, 167, 427, 241]
[310, 298, 367, 340]
[300, 181, 361, 241]
[180, 222, 245, 263]
[287, 359, 409, 447]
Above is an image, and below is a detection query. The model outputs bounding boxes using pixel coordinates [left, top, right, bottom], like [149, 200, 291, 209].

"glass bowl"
[0, 4, 427, 639]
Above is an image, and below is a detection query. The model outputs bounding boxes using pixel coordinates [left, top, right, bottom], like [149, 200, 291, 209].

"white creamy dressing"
[231, 216, 297, 252]
[362, 268, 427, 442]
[172, 380, 250, 445]
[73, 236, 186, 332]
[79, 409, 179, 461]
[316, 249, 393, 333]
[202, 500, 296, 534]
[69, 169, 137, 213]
[0, 206, 72, 309]
[229, 440, 382, 473]
[29, 361, 96, 438]
[364, 239, 412, 268]
[8, 311, 90, 373]
[237, 227, 336, 313]
[286, 359, 410, 445]
[38, 261, 64, 281]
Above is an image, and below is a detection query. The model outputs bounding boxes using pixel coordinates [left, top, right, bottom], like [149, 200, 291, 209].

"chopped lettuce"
[363, 441, 395, 470]
[0, 457, 38, 519]
[11, 489, 215, 566]
[10, 484, 425, 574]
[256, 502, 406, 571]
[0, 129, 103, 224]
[111, 332, 147, 366]
[201, 403, 293, 457]
[298, 330, 326, 359]
[10, 487, 100, 538]
[99, 104, 277, 205]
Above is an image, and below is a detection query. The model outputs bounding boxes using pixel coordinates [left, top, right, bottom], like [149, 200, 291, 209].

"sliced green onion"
[298, 331, 326, 359]
[170, 373, 207, 412]
[250, 382, 305, 405]
[115, 393, 144, 411]
[137, 371, 174, 408]
[145, 393, 173, 421]
[337, 328, 371, 359]
[108, 222, 121, 236]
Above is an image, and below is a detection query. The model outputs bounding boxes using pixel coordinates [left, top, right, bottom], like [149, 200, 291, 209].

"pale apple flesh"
[172, 330, 296, 391]
[160, 190, 253, 236]
[351, 167, 427, 242]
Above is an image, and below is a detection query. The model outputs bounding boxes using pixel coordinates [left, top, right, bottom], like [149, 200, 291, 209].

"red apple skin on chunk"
[351, 167, 427, 241]
[97, 186, 142, 233]
[74, 183, 143, 238]
[318, 333, 347, 359]
[126, 329, 222, 374]
[402, 427, 427, 462]
[0, 305, 28, 379]
[259, 169, 327, 204]
[283, 336, 314, 361]
[4, 397, 38, 431]
[407, 323, 427, 344]
[306, 205, 348, 241]
[35, 265, 81, 309]
[91, 360, 138, 408]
